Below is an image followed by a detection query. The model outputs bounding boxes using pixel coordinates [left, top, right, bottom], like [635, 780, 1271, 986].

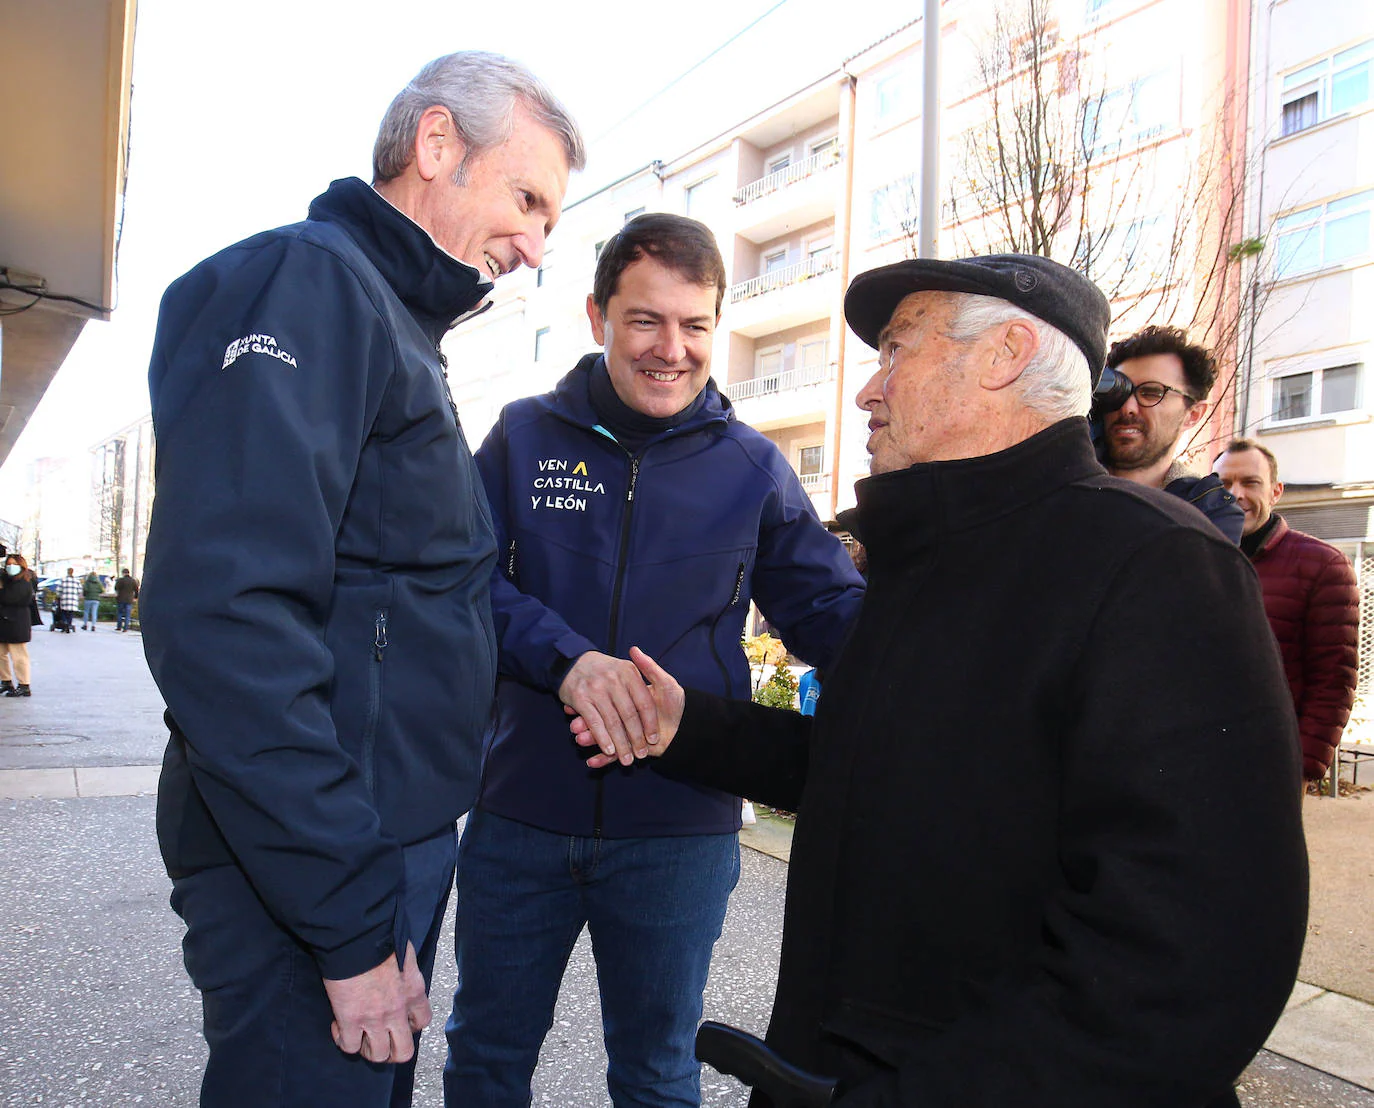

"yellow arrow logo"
[573, 461, 588, 476]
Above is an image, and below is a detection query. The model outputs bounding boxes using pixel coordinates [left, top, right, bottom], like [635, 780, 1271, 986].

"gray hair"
[944, 293, 1091, 421]
[372, 52, 586, 184]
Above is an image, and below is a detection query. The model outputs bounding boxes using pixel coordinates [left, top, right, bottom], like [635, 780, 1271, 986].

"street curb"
[0, 764, 160, 799]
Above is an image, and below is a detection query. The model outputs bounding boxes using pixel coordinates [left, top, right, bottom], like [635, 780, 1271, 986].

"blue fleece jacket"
[143, 178, 498, 978]
[473, 355, 866, 837]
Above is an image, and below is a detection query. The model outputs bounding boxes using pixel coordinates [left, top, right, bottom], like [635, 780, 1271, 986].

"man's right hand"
[573, 648, 684, 770]
[558, 650, 660, 766]
[322, 941, 428, 1064]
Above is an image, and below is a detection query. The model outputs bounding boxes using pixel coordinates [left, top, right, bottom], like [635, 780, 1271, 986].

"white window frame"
[796, 442, 826, 477]
[533, 326, 551, 363]
[762, 247, 790, 274]
[869, 174, 918, 243]
[808, 135, 839, 159]
[1278, 40, 1373, 138]
[755, 344, 785, 379]
[1083, 69, 1179, 157]
[874, 65, 917, 127]
[798, 336, 830, 382]
[1273, 189, 1374, 279]
[766, 153, 793, 176]
[1265, 358, 1366, 426]
[684, 175, 717, 218]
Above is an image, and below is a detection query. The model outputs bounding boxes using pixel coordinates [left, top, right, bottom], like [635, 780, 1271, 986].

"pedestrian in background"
[1, 553, 36, 697]
[114, 568, 139, 632]
[55, 568, 82, 634]
[82, 570, 103, 630]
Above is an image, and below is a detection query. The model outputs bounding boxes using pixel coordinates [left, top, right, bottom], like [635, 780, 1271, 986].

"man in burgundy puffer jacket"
[1216, 438, 1359, 782]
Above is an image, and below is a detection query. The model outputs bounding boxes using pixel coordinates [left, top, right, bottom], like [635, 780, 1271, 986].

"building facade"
[445, 0, 1255, 521]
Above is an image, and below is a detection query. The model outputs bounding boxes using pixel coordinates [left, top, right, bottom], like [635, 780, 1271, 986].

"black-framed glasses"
[1127, 380, 1198, 408]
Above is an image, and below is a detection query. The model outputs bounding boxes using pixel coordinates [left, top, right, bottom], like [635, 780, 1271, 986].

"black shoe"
[0, 681, 12, 695]
[5, 684, 29, 698]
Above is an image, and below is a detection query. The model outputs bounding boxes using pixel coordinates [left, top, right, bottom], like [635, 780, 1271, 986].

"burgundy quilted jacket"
[1249, 516, 1359, 778]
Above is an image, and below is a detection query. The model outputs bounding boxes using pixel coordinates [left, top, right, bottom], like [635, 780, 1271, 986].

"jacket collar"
[853, 418, 1104, 568]
[1251, 513, 1289, 561]
[306, 177, 493, 340]
[546, 354, 734, 441]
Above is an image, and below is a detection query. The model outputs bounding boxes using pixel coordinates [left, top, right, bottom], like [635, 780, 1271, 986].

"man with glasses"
[1101, 325, 1243, 541]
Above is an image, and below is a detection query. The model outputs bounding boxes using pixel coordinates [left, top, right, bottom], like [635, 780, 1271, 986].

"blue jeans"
[444, 810, 740, 1108]
[116, 602, 133, 630]
[171, 826, 456, 1108]
[82, 599, 99, 626]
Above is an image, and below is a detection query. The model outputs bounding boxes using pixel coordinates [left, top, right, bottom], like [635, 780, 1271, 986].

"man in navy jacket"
[444, 213, 865, 1107]
[141, 53, 583, 1108]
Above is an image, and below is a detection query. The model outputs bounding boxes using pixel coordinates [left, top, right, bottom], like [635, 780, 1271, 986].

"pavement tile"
[1285, 981, 1327, 1010]
[0, 767, 77, 799]
[76, 764, 160, 797]
[1266, 991, 1374, 1092]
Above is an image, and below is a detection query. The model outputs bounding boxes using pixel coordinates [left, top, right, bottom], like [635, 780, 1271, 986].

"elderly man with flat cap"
[576, 255, 1308, 1106]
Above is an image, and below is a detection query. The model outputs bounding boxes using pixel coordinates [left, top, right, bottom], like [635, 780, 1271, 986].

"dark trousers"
[171, 827, 457, 1108]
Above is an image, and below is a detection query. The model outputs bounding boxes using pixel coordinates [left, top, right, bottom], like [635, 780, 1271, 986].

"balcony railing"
[729, 252, 838, 304]
[799, 471, 831, 492]
[734, 147, 844, 206]
[723, 361, 832, 403]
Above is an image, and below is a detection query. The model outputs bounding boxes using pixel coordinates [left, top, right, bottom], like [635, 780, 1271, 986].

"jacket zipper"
[364, 610, 389, 795]
[708, 561, 747, 700]
[506, 538, 518, 584]
[436, 346, 460, 425]
[593, 453, 642, 837]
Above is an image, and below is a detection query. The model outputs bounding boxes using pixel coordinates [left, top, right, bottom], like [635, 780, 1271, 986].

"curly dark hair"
[1105, 325, 1217, 400]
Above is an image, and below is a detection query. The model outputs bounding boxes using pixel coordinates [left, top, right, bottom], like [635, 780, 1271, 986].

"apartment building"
[445, 0, 1254, 523]
[89, 415, 155, 578]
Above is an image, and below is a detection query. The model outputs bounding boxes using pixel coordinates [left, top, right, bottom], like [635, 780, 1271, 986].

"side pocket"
[362, 608, 388, 796]
[709, 560, 748, 699]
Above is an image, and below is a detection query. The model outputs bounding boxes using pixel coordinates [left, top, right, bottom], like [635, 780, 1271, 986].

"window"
[798, 445, 825, 477]
[763, 249, 790, 274]
[869, 174, 918, 242]
[1281, 93, 1318, 136]
[594, 239, 607, 260]
[809, 135, 839, 159]
[1274, 190, 1374, 277]
[875, 66, 916, 125]
[534, 327, 551, 362]
[684, 176, 717, 217]
[1085, 0, 1129, 24]
[766, 154, 792, 175]
[536, 262, 548, 288]
[1279, 40, 1373, 136]
[800, 338, 829, 378]
[1083, 70, 1178, 156]
[806, 236, 833, 262]
[624, 207, 645, 223]
[1270, 363, 1363, 422]
[756, 347, 784, 378]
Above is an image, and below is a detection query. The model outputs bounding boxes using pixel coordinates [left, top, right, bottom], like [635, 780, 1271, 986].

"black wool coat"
[660, 419, 1308, 1107]
[0, 576, 36, 645]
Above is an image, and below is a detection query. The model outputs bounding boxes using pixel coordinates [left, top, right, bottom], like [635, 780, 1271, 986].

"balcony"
[723, 361, 831, 403]
[735, 147, 842, 205]
[732, 149, 844, 244]
[799, 471, 831, 492]
[726, 254, 839, 338]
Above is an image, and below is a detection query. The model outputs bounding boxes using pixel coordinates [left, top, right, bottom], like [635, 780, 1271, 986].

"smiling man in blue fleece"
[444, 212, 866, 1108]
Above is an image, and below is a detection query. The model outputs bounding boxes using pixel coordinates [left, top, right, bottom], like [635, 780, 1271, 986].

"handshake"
[560, 646, 685, 768]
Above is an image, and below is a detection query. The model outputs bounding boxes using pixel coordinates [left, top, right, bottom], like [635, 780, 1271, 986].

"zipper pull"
[627, 458, 640, 503]
[373, 612, 389, 661]
[506, 539, 517, 579]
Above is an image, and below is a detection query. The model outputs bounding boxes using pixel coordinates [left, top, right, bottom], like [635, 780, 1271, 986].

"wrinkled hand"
[573, 647, 684, 769]
[559, 650, 660, 766]
[322, 941, 428, 1064]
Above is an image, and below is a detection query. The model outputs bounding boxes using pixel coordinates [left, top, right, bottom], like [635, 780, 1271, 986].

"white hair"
[943, 293, 1091, 421]
[372, 52, 586, 185]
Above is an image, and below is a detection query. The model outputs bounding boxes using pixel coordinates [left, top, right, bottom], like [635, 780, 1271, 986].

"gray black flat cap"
[843, 254, 1111, 385]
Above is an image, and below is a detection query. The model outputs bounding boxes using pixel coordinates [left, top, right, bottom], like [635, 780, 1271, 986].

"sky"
[0, 0, 910, 509]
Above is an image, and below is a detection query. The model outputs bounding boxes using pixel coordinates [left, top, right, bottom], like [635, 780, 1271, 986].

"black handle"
[695, 1021, 837, 1107]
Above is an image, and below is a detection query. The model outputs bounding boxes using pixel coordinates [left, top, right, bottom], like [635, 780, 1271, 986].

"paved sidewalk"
[3, 624, 1372, 1103]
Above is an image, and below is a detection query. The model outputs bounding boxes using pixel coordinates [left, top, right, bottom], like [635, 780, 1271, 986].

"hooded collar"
[853, 418, 1104, 568]
[307, 177, 493, 340]
[546, 354, 733, 445]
